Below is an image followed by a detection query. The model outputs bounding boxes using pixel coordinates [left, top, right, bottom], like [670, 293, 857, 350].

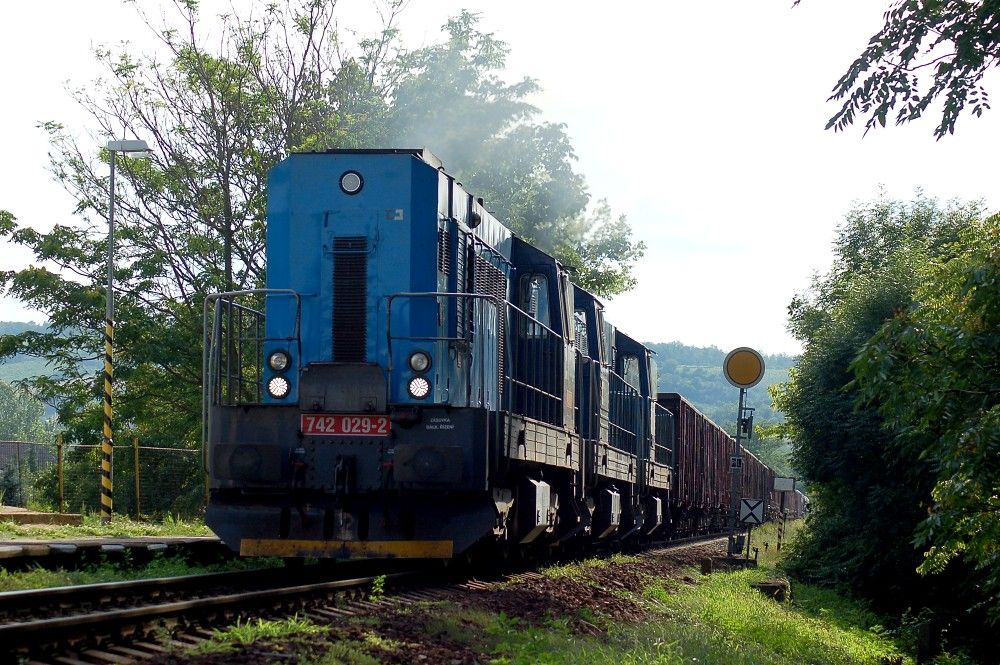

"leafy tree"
[381, 11, 644, 295]
[775, 193, 984, 617]
[748, 421, 797, 480]
[0, 2, 643, 459]
[818, 0, 999, 137]
[852, 213, 1000, 621]
[0, 380, 55, 442]
[0, 0, 347, 449]
[0, 380, 57, 508]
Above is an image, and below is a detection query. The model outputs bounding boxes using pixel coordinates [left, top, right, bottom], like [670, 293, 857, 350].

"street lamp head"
[107, 139, 150, 154]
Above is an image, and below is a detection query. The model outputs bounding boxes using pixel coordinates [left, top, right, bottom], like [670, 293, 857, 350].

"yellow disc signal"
[723, 347, 765, 389]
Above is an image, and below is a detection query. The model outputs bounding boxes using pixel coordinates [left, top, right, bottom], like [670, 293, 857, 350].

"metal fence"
[0, 441, 56, 508]
[0, 438, 206, 518]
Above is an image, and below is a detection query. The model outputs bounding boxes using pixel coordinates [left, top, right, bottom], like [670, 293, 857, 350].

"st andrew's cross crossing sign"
[739, 498, 764, 525]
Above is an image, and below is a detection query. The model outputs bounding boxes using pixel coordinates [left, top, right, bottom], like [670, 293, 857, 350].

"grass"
[0, 513, 212, 539]
[368, 574, 386, 602]
[189, 615, 392, 664]
[192, 615, 327, 655]
[542, 552, 640, 581]
[0, 552, 281, 592]
[478, 521, 909, 665]
[645, 568, 907, 664]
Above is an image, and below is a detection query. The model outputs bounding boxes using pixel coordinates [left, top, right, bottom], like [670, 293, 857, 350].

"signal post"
[723, 347, 765, 556]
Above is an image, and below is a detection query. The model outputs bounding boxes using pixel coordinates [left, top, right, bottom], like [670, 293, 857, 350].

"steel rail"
[1, 570, 419, 661]
[0, 574, 388, 641]
[0, 567, 287, 617]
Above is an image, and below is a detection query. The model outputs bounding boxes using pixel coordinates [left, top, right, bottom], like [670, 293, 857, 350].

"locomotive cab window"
[573, 309, 589, 356]
[520, 274, 550, 334]
[622, 354, 640, 389]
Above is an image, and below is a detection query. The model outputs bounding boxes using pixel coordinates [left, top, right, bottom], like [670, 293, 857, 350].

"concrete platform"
[0, 506, 83, 526]
[0, 536, 223, 566]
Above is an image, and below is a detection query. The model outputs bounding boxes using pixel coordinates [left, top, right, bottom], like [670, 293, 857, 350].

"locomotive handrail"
[201, 289, 301, 475]
[386, 290, 506, 486]
[504, 301, 562, 339]
[653, 402, 675, 467]
[505, 302, 568, 438]
[385, 291, 502, 372]
[469, 234, 513, 268]
[606, 367, 642, 456]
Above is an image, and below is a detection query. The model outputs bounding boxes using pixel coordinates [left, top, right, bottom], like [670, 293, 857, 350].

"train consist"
[660, 393, 807, 534]
[202, 148, 806, 560]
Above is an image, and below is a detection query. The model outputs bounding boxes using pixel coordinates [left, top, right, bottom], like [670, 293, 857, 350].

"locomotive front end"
[203, 149, 506, 560]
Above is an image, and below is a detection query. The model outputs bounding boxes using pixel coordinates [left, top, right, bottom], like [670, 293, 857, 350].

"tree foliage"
[748, 421, 798, 480]
[0, 1, 642, 453]
[1, 1, 347, 448]
[820, 0, 999, 138]
[380, 12, 643, 294]
[775, 193, 987, 623]
[852, 213, 1000, 621]
[0, 380, 55, 442]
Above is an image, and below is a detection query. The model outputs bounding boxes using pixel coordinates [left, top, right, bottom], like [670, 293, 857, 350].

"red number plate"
[300, 414, 391, 437]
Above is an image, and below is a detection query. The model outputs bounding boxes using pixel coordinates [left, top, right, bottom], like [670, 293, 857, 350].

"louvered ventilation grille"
[333, 236, 367, 362]
[574, 310, 590, 357]
[473, 252, 508, 387]
[455, 230, 469, 338]
[437, 229, 451, 275]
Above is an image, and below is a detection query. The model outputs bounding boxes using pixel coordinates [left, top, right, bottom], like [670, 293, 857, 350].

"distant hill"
[648, 342, 794, 428]
[0, 321, 51, 383]
[2, 321, 793, 429]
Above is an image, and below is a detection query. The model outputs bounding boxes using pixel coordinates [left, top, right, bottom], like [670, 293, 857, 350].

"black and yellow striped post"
[102, 138, 151, 524]
[100, 314, 114, 522]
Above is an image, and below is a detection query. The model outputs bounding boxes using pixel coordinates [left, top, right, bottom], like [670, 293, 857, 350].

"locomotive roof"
[295, 148, 444, 170]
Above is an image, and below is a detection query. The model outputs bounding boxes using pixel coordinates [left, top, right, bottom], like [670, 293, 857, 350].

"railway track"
[1, 535, 730, 663]
[0, 564, 429, 663]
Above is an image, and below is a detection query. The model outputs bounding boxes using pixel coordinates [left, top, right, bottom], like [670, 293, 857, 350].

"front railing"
[201, 290, 301, 468]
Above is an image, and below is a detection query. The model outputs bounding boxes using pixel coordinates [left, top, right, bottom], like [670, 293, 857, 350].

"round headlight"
[407, 376, 431, 399]
[267, 375, 290, 399]
[339, 170, 363, 195]
[268, 350, 291, 372]
[408, 351, 431, 373]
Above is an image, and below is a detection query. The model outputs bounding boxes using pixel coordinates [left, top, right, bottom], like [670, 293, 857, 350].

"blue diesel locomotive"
[202, 148, 754, 560]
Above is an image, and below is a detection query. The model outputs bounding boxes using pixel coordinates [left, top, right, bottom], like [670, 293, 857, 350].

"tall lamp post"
[103, 139, 150, 523]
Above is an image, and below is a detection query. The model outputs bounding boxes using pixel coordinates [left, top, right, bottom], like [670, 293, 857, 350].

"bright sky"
[1, 1, 997, 355]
